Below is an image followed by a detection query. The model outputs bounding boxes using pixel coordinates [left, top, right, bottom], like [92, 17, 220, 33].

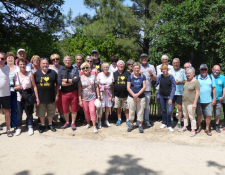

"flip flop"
[7, 131, 13, 137]
[205, 130, 212, 136]
[196, 128, 202, 133]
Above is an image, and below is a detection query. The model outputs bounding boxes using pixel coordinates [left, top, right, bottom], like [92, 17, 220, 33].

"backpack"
[195, 74, 212, 81]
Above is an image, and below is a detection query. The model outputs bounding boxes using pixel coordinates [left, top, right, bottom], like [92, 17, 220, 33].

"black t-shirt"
[34, 69, 58, 104]
[160, 75, 171, 97]
[113, 70, 131, 98]
[93, 58, 102, 73]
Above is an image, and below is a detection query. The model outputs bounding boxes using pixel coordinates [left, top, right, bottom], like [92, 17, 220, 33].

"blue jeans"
[144, 91, 151, 122]
[17, 101, 33, 128]
[159, 96, 172, 127]
[11, 91, 17, 128]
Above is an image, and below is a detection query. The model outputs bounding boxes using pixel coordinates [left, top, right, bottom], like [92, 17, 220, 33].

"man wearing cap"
[196, 64, 216, 136]
[16, 49, 32, 71]
[72, 54, 83, 74]
[113, 60, 130, 126]
[138, 53, 156, 127]
[171, 58, 187, 130]
[211, 65, 225, 133]
[91, 50, 104, 73]
[156, 55, 174, 119]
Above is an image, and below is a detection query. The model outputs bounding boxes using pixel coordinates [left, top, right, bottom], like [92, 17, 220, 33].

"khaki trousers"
[182, 103, 197, 130]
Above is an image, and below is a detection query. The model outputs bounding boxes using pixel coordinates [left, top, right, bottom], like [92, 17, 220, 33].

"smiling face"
[17, 51, 26, 59]
[7, 55, 14, 65]
[0, 53, 6, 67]
[102, 65, 109, 74]
[76, 56, 83, 67]
[133, 65, 140, 74]
[200, 68, 208, 76]
[18, 61, 27, 72]
[186, 70, 194, 80]
[173, 59, 180, 70]
[140, 56, 148, 65]
[161, 68, 168, 75]
[212, 65, 220, 77]
[161, 56, 168, 64]
[117, 62, 125, 72]
[91, 52, 99, 60]
[63, 57, 72, 67]
[52, 57, 60, 66]
[86, 59, 93, 67]
[41, 59, 49, 71]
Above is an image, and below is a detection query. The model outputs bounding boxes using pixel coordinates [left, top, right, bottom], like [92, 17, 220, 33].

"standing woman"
[49, 54, 64, 121]
[154, 64, 176, 132]
[31, 55, 41, 73]
[97, 63, 114, 128]
[13, 58, 40, 136]
[78, 61, 100, 133]
[180, 67, 200, 137]
[6, 52, 19, 130]
[127, 62, 146, 133]
[127, 59, 134, 74]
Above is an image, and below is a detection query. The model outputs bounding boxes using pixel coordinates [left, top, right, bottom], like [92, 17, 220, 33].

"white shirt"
[0, 65, 10, 97]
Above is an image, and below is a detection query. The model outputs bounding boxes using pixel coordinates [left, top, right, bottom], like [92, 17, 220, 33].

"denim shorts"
[196, 102, 212, 116]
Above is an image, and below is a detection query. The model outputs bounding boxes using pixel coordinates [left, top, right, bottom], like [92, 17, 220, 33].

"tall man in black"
[34, 58, 59, 133]
[91, 50, 104, 73]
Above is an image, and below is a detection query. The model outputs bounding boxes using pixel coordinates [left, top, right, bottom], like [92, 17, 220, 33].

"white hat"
[17, 48, 26, 54]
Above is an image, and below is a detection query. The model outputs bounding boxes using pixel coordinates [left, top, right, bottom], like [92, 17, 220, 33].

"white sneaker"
[144, 121, 151, 127]
[160, 124, 167, 129]
[98, 121, 102, 129]
[104, 120, 111, 127]
[84, 124, 90, 130]
[93, 126, 98, 133]
[15, 129, 21, 136]
[28, 128, 34, 136]
[167, 126, 174, 132]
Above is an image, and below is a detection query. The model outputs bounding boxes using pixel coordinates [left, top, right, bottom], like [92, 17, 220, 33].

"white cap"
[17, 48, 26, 54]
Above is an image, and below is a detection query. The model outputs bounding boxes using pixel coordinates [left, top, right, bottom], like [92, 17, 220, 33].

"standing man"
[35, 58, 59, 133]
[72, 54, 83, 73]
[113, 60, 130, 126]
[16, 49, 32, 71]
[196, 64, 216, 136]
[139, 53, 156, 127]
[156, 55, 174, 119]
[58, 56, 80, 130]
[211, 65, 225, 133]
[171, 58, 187, 130]
[0, 52, 12, 137]
[91, 50, 104, 73]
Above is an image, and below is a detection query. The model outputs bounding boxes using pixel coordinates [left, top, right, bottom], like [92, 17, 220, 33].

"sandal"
[205, 130, 212, 136]
[196, 128, 202, 133]
[7, 131, 13, 137]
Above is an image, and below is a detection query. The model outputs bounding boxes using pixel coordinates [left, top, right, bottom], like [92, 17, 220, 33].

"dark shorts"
[0, 96, 11, 109]
[172, 95, 182, 105]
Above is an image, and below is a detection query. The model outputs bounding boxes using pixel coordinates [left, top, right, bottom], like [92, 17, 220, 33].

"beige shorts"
[114, 96, 128, 109]
[36, 102, 56, 118]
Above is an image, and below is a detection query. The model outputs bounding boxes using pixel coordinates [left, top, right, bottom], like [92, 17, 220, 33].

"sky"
[62, 0, 133, 17]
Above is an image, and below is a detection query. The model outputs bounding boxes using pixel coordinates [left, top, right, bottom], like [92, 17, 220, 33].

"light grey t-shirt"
[0, 65, 10, 97]
[140, 63, 156, 91]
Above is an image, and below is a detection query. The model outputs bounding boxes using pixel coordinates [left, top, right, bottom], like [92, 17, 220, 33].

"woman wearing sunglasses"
[31, 55, 41, 73]
[78, 60, 100, 133]
[80, 56, 98, 76]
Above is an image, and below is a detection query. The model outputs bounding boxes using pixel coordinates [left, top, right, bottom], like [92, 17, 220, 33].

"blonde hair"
[160, 64, 168, 71]
[132, 62, 141, 68]
[50, 54, 60, 60]
[31, 55, 41, 63]
[81, 62, 90, 69]
[101, 63, 109, 69]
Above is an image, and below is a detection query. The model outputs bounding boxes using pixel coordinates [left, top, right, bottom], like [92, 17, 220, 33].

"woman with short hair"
[13, 58, 40, 136]
[78, 61, 100, 133]
[31, 55, 41, 73]
[127, 62, 146, 133]
[6, 52, 19, 131]
[180, 67, 200, 137]
[127, 59, 134, 74]
[97, 63, 114, 128]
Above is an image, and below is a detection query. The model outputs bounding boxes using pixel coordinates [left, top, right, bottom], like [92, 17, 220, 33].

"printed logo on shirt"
[40, 77, 50, 86]
[95, 65, 100, 72]
[218, 80, 222, 85]
[133, 79, 141, 88]
[117, 76, 126, 84]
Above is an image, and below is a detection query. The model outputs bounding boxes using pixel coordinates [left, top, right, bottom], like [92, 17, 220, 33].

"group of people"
[0, 49, 224, 137]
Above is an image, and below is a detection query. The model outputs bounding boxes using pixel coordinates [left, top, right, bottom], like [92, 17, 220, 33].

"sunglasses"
[52, 58, 59, 61]
[41, 58, 49, 61]
[0, 58, 5, 61]
[200, 69, 207, 71]
[33, 59, 40, 62]
[87, 60, 92, 63]
[82, 67, 89, 70]
[128, 64, 133, 66]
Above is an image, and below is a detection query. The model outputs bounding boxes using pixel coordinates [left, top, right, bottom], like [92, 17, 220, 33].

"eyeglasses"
[82, 67, 89, 70]
[200, 69, 207, 71]
[173, 62, 179, 65]
[213, 69, 220, 72]
[87, 60, 92, 63]
[184, 67, 190, 69]
[128, 64, 133, 66]
[0, 58, 5, 61]
[52, 58, 59, 61]
[41, 58, 49, 61]
[33, 59, 40, 62]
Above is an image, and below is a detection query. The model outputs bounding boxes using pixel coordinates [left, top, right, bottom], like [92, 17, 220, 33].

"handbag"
[17, 72, 36, 106]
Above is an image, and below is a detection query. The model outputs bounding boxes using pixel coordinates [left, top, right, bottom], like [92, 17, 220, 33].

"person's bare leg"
[105, 107, 110, 121]
[40, 117, 45, 125]
[3, 109, 10, 131]
[197, 114, 202, 129]
[87, 119, 91, 125]
[171, 103, 175, 119]
[92, 121, 96, 127]
[139, 121, 143, 127]
[117, 108, 122, 120]
[48, 117, 53, 124]
[130, 120, 134, 125]
[125, 109, 129, 120]
[71, 112, 77, 124]
[205, 115, 211, 131]
[63, 113, 69, 123]
[177, 104, 182, 122]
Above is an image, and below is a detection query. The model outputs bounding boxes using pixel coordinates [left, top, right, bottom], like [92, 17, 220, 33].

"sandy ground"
[0, 113, 225, 175]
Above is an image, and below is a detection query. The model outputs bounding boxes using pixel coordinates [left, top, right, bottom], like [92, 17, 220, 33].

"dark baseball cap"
[199, 64, 208, 70]
[91, 50, 98, 54]
[140, 53, 148, 58]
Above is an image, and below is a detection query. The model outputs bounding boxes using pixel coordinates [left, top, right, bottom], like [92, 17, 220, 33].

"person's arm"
[55, 85, 59, 102]
[150, 66, 157, 81]
[193, 89, 200, 108]
[95, 84, 101, 101]
[58, 70, 63, 86]
[127, 81, 135, 98]
[72, 69, 80, 84]
[30, 73, 40, 106]
[220, 87, 225, 101]
[78, 85, 83, 107]
[154, 76, 160, 88]
[169, 75, 176, 100]
[112, 83, 114, 102]
[212, 87, 216, 106]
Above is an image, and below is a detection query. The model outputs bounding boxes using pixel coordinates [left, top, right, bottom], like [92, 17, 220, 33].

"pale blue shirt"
[170, 68, 187, 95]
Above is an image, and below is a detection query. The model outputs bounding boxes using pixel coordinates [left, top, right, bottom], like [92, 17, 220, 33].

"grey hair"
[75, 54, 83, 60]
[63, 55, 72, 61]
[85, 56, 93, 61]
[117, 60, 125, 66]
[0, 52, 6, 57]
[186, 67, 195, 74]
[173, 58, 180, 63]
[161, 55, 168, 60]
[127, 59, 134, 65]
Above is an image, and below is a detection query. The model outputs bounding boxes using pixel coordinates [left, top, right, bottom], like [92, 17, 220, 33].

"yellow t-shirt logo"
[40, 77, 50, 86]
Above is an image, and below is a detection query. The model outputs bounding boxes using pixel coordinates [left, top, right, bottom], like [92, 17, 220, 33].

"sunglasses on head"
[0, 58, 5, 61]
[82, 67, 89, 70]
[52, 58, 59, 61]
[200, 69, 207, 71]
[41, 58, 49, 61]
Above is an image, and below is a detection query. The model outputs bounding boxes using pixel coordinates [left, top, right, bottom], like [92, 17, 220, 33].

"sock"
[126, 119, 129, 121]
[41, 124, 45, 126]
[178, 122, 181, 124]
[49, 123, 52, 126]
[118, 119, 121, 121]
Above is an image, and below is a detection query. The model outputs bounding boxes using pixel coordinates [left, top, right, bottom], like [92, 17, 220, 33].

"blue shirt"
[170, 68, 187, 95]
[72, 63, 81, 74]
[211, 74, 225, 100]
[197, 74, 216, 103]
[127, 74, 146, 98]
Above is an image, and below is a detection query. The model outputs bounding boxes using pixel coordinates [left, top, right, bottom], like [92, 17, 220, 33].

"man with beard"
[34, 58, 59, 133]
[91, 50, 104, 73]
